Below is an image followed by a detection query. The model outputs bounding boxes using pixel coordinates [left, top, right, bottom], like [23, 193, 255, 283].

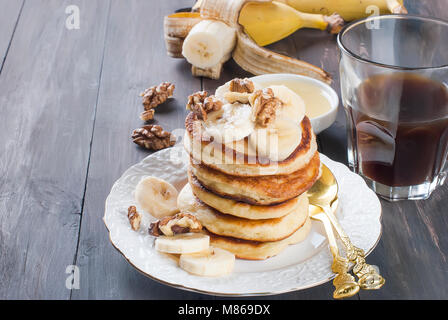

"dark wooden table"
[1, 0, 447, 300]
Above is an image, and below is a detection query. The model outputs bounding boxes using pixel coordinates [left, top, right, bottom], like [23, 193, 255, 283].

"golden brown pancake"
[188, 170, 300, 219]
[177, 184, 309, 242]
[190, 151, 321, 205]
[184, 112, 318, 176]
[206, 217, 312, 260]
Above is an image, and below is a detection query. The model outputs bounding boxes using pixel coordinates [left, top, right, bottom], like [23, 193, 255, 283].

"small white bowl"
[250, 73, 339, 134]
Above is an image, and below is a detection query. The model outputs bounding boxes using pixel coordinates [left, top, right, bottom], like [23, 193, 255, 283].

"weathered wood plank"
[7, 0, 442, 300]
[359, 194, 448, 299]
[71, 0, 205, 299]
[0, 0, 23, 72]
[288, 27, 346, 164]
[280, 0, 448, 300]
[0, 0, 110, 299]
[208, 0, 448, 300]
[273, 0, 448, 300]
[358, 0, 448, 300]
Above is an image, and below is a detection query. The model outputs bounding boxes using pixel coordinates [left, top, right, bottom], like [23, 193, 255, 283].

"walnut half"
[229, 78, 255, 93]
[140, 109, 155, 122]
[128, 206, 141, 231]
[140, 82, 175, 110]
[223, 78, 256, 104]
[149, 213, 202, 237]
[186, 91, 223, 121]
[132, 125, 176, 150]
[249, 88, 283, 127]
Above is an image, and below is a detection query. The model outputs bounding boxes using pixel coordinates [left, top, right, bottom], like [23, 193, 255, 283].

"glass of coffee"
[337, 15, 448, 201]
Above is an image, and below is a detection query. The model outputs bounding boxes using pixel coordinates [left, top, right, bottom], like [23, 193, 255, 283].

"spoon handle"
[321, 205, 385, 290]
[311, 212, 360, 299]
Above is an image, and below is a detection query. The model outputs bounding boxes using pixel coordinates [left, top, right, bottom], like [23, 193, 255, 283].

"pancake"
[206, 217, 312, 260]
[177, 184, 309, 242]
[184, 112, 318, 176]
[190, 151, 321, 205]
[188, 170, 300, 219]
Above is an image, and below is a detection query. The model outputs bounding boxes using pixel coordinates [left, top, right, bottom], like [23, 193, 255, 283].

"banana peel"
[164, 0, 332, 84]
[164, 12, 202, 58]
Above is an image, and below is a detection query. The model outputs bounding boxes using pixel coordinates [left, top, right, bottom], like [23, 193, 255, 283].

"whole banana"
[277, 0, 407, 21]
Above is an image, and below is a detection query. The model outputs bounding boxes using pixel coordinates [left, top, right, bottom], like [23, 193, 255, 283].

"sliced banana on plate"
[203, 102, 255, 143]
[180, 246, 235, 277]
[134, 176, 179, 219]
[155, 233, 210, 254]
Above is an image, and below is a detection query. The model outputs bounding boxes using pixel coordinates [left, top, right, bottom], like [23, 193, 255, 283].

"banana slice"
[180, 246, 235, 277]
[182, 19, 236, 69]
[249, 117, 302, 162]
[248, 85, 305, 161]
[134, 176, 179, 219]
[155, 233, 210, 254]
[269, 85, 306, 124]
[215, 80, 232, 100]
[203, 102, 255, 143]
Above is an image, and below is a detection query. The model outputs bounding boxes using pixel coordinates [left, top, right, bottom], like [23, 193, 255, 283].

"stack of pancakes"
[178, 97, 321, 260]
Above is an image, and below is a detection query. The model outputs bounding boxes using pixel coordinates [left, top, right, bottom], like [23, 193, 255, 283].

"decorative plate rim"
[103, 147, 383, 297]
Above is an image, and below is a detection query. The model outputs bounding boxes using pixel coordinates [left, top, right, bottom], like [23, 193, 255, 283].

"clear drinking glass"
[337, 15, 448, 201]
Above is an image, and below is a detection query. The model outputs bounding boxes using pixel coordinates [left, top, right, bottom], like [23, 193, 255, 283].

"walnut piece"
[140, 109, 155, 122]
[132, 125, 176, 150]
[148, 221, 162, 237]
[229, 78, 255, 93]
[204, 96, 223, 112]
[186, 91, 208, 120]
[224, 91, 250, 104]
[186, 91, 223, 121]
[149, 213, 202, 237]
[141, 82, 175, 110]
[128, 206, 141, 231]
[249, 88, 283, 127]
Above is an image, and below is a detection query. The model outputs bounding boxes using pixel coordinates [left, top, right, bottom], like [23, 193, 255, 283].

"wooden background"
[0, 0, 447, 300]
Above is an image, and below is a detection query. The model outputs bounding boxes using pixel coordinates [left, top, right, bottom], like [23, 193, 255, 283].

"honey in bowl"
[256, 79, 333, 119]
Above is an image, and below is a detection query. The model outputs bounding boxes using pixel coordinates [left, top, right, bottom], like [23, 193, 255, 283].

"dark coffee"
[347, 73, 448, 187]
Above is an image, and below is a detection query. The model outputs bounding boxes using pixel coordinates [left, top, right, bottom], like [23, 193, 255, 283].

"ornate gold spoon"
[308, 164, 385, 291]
[310, 203, 360, 299]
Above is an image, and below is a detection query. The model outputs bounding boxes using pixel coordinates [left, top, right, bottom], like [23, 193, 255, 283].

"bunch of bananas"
[164, 0, 407, 81]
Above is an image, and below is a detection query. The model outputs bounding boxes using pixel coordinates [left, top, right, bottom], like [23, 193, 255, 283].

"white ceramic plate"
[104, 146, 382, 296]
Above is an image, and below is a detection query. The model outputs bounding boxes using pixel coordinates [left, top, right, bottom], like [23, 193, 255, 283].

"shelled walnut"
[222, 78, 255, 104]
[186, 91, 223, 121]
[149, 213, 202, 237]
[249, 88, 283, 127]
[128, 206, 141, 231]
[132, 125, 176, 150]
[229, 78, 255, 93]
[141, 82, 175, 110]
[140, 109, 155, 122]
